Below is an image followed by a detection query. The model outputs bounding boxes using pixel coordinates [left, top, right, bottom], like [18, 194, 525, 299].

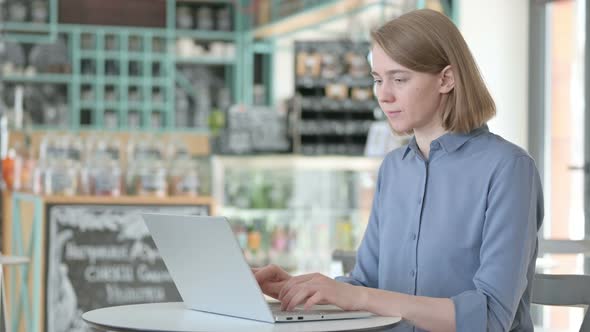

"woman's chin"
[388, 121, 411, 134]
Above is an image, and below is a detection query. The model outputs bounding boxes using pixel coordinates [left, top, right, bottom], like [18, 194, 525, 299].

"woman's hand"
[252, 264, 292, 299]
[278, 273, 368, 312]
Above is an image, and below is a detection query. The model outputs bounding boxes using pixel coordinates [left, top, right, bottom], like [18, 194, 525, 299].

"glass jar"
[168, 159, 199, 196]
[135, 162, 168, 197]
[44, 160, 78, 196]
[88, 160, 123, 196]
[127, 136, 163, 164]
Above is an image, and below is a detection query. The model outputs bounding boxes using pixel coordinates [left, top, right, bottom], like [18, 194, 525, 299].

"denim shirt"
[337, 125, 544, 332]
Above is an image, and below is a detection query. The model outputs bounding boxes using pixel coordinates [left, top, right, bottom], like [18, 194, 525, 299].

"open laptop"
[141, 213, 373, 323]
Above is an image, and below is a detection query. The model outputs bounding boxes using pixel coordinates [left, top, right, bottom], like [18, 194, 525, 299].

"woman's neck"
[414, 124, 447, 160]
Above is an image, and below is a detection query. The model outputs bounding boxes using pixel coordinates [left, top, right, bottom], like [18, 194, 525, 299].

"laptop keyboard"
[269, 302, 307, 314]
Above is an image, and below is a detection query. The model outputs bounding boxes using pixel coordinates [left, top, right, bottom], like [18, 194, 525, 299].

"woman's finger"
[303, 291, 324, 310]
[254, 265, 282, 284]
[278, 274, 315, 301]
[281, 279, 319, 311]
[284, 284, 314, 311]
[280, 282, 303, 311]
[262, 280, 284, 298]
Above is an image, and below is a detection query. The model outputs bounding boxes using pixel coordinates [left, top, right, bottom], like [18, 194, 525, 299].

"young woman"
[254, 9, 543, 332]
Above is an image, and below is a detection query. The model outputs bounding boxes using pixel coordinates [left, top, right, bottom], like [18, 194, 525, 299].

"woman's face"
[371, 44, 448, 135]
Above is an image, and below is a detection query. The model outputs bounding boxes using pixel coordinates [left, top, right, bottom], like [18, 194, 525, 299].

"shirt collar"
[402, 124, 489, 160]
[402, 137, 419, 160]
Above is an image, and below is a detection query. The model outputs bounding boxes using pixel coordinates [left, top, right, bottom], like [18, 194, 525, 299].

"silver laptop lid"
[142, 213, 274, 323]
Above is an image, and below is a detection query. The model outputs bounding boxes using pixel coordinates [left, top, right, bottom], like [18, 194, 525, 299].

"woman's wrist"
[363, 287, 406, 317]
[356, 285, 371, 311]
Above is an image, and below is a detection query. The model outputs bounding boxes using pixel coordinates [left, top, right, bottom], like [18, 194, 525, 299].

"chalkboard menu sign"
[46, 204, 210, 332]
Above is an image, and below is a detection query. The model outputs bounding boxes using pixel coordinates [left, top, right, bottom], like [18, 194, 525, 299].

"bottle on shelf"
[12, 134, 35, 192]
[1, 146, 15, 190]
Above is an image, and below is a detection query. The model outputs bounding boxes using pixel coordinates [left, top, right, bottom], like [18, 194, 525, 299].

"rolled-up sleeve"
[451, 155, 543, 331]
[335, 161, 385, 288]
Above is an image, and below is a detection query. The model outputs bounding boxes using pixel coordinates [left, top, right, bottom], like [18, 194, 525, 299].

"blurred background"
[0, 0, 587, 331]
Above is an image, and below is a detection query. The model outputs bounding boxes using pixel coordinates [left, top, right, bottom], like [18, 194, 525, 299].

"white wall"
[458, 0, 530, 149]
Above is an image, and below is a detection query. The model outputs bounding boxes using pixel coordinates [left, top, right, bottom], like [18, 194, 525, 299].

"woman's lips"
[385, 110, 402, 117]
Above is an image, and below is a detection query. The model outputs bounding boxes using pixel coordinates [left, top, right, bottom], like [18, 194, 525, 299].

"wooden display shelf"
[39, 194, 215, 207]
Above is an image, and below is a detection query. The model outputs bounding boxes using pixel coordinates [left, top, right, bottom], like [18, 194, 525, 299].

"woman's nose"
[377, 85, 396, 104]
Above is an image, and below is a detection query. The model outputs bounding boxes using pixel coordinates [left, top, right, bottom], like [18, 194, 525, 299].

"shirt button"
[410, 270, 416, 278]
[418, 198, 422, 204]
[431, 141, 440, 150]
[412, 233, 417, 240]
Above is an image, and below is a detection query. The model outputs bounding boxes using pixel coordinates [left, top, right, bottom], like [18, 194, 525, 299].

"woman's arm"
[279, 274, 456, 332]
[364, 288, 456, 332]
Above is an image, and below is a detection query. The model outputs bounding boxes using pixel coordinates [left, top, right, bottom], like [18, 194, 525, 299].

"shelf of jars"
[2, 131, 211, 198]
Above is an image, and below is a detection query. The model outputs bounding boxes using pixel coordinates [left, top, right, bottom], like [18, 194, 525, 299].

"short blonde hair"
[371, 9, 495, 133]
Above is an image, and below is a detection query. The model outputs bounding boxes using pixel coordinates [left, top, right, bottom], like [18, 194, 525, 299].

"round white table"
[83, 302, 401, 332]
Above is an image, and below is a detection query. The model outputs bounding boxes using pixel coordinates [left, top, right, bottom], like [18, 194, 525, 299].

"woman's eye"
[373, 79, 382, 85]
[394, 78, 406, 83]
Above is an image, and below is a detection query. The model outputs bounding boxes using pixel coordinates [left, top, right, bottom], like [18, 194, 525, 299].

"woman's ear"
[439, 65, 455, 93]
